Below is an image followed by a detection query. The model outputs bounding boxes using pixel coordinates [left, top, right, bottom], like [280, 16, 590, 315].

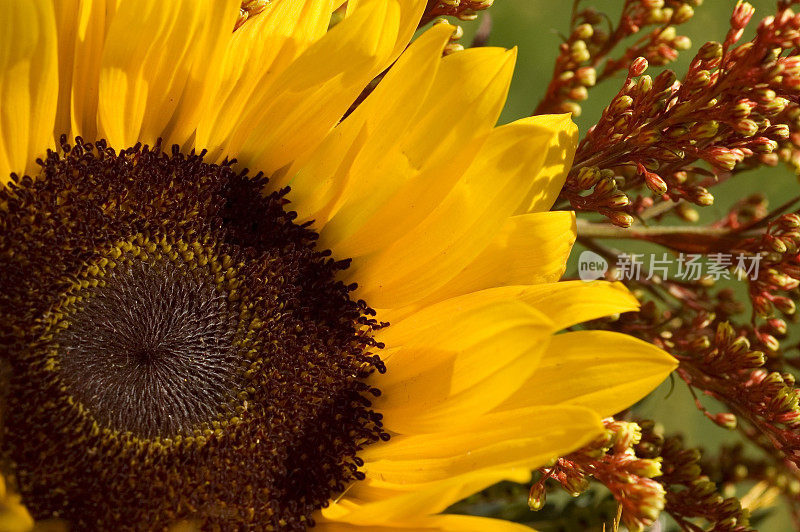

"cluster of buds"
[701, 442, 800, 508]
[603, 288, 800, 497]
[636, 425, 754, 531]
[560, 1, 800, 226]
[535, 0, 698, 117]
[529, 419, 666, 531]
[735, 213, 800, 352]
[678, 322, 800, 437]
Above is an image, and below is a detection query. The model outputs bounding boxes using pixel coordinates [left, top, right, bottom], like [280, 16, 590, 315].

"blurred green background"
[459, 1, 798, 530]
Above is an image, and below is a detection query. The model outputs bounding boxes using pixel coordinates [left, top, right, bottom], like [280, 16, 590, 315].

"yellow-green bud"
[573, 23, 594, 40]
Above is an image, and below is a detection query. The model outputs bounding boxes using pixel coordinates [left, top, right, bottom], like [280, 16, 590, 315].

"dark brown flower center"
[0, 138, 387, 531]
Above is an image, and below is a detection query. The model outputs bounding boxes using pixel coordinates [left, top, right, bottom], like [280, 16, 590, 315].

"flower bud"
[636, 75, 653, 95]
[638, 130, 662, 145]
[630, 57, 649, 77]
[575, 66, 596, 86]
[768, 124, 791, 140]
[774, 296, 796, 315]
[705, 147, 741, 171]
[643, 171, 668, 195]
[630, 458, 663, 478]
[731, 1, 755, 30]
[573, 23, 594, 40]
[568, 86, 589, 101]
[782, 213, 800, 228]
[665, 125, 689, 138]
[715, 322, 736, 346]
[671, 35, 692, 51]
[734, 119, 759, 137]
[760, 333, 781, 352]
[570, 40, 590, 63]
[689, 69, 710, 88]
[691, 121, 719, 139]
[575, 167, 602, 189]
[610, 95, 634, 113]
[762, 96, 788, 116]
[593, 177, 617, 196]
[743, 350, 766, 368]
[608, 211, 634, 228]
[693, 187, 714, 206]
[751, 137, 779, 154]
[673, 4, 694, 24]
[605, 192, 631, 208]
[528, 482, 546, 511]
[698, 41, 723, 60]
[769, 318, 788, 335]
[675, 204, 698, 224]
[754, 295, 774, 316]
[732, 99, 755, 119]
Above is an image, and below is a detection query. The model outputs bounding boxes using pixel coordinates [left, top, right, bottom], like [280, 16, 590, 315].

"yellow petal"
[349, 114, 566, 309]
[97, 0, 240, 147]
[321, 47, 516, 259]
[498, 330, 678, 417]
[358, 405, 602, 485]
[0, 475, 33, 532]
[511, 280, 640, 331]
[317, 514, 535, 531]
[373, 298, 553, 433]
[160, 0, 243, 148]
[52, 0, 79, 138]
[415, 211, 577, 308]
[322, 469, 533, 526]
[195, 0, 335, 154]
[67, 0, 121, 142]
[225, 0, 404, 179]
[0, 0, 58, 181]
[288, 23, 453, 226]
[514, 113, 578, 214]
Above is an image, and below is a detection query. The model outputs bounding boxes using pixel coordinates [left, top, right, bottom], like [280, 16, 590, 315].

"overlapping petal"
[0, 0, 58, 180]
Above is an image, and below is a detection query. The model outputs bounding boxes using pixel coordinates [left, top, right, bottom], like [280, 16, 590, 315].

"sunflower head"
[0, 138, 386, 529]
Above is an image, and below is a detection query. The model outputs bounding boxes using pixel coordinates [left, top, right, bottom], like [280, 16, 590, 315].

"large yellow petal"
[321, 469, 532, 527]
[383, 280, 638, 327]
[52, 0, 80, 138]
[288, 23, 454, 226]
[224, 0, 405, 180]
[498, 330, 678, 417]
[408, 211, 577, 309]
[66, 0, 120, 142]
[373, 298, 553, 433]
[97, 0, 240, 148]
[317, 515, 534, 531]
[510, 280, 640, 331]
[158, 0, 242, 148]
[513, 113, 578, 213]
[0, 0, 58, 181]
[349, 114, 569, 309]
[195, 0, 335, 155]
[320, 47, 516, 259]
[0, 474, 32, 532]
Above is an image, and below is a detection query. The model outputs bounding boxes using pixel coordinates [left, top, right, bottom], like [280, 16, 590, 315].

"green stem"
[576, 218, 733, 239]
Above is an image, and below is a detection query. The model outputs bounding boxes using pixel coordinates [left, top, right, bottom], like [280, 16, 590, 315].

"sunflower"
[0, 0, 677, 530]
